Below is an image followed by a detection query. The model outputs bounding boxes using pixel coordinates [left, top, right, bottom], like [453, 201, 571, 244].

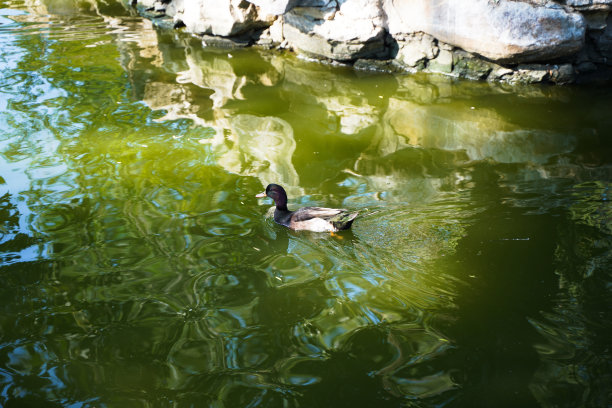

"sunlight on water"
[0, 1, 611, 408]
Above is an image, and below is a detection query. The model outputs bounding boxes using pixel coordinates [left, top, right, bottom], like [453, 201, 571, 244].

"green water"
[1, 1, 611, 407]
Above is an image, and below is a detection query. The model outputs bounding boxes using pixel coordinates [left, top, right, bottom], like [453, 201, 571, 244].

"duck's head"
[256, 184, 288, 209]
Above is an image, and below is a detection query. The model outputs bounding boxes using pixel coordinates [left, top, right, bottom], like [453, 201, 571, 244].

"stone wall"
[133, 0, 612, 84]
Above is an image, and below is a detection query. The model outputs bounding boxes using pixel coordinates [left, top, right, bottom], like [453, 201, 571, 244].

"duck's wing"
[291, 206, 345, 222]
[289, 207, 359, 232]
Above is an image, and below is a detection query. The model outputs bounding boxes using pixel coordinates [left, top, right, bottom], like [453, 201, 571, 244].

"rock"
[396, 33, 438, 68]
[136, 0, 156, 7]
[489, 66, 515, 81]
[426, 48, 453, 74]
[128, 0, 611, 85]
[509, 64, 551, 83]
[576, 61, 599, 72]
[451, 50, 494, 80]
[269, 17, 284, 42]
[139, 0, 167, 18]
[255, 17, 284, 48]
[282, 23, 387, 61]
[382, 0, 586, 63]
[248, 0, 300, 15]
[582, 34, 608, 63]
[582, 10, 610, 29]
[201, 34, 252, 49]
[549, 63, 576, 84]
[255, 29, 275, 48]
[282, 0, 389, 61]
[597, 13, 612, 59]
[562, 0, 612, 11]
[353, 59, 403, 73]
[170, 0, 272, 37]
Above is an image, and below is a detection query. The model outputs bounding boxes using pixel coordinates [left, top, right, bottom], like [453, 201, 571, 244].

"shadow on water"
[0, 1, 611, 407]
[430, 164, 558, 408]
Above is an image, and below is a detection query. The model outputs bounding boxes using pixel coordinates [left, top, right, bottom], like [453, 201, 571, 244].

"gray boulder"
[382, 0, 586, 63]
[282, 0, 389, 61]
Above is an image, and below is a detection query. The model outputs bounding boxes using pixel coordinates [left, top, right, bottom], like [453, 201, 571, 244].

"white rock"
[396, 33, 438, 67]
[172, 0, 270, 37]
[383, 0, 586, 63]
[283, 0, 386, 60]
[268, 16, 284, 43]
[248, 0, 300, 15]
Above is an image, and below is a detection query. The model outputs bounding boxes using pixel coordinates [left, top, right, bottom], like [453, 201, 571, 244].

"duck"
[256, 184, 358, 232]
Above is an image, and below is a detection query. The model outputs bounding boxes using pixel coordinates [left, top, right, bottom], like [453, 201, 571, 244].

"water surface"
[1, 1, 611, 407]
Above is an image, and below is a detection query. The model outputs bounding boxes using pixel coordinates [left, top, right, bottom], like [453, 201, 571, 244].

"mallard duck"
[256, 184, 358, 232]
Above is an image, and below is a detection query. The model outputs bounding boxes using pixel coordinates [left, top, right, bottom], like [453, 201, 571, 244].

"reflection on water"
[0, 1, 611, 407]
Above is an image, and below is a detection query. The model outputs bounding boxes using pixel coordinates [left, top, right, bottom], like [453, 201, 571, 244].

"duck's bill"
[255, 192, 266, 198]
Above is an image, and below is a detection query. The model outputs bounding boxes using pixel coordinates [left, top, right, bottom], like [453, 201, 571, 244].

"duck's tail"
[331, 211, 359, 231]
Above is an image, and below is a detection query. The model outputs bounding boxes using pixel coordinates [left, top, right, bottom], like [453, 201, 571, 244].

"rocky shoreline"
[133, 0, 612, 85]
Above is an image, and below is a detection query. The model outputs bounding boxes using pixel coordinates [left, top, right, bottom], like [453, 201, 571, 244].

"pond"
[0, 1, 611, 407]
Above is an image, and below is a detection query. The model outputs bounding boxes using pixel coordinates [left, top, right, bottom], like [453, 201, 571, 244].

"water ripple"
[0, 2, 610, 406]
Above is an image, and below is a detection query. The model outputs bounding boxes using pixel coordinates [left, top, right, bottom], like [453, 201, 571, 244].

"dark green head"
[256, 183, 288, 210]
